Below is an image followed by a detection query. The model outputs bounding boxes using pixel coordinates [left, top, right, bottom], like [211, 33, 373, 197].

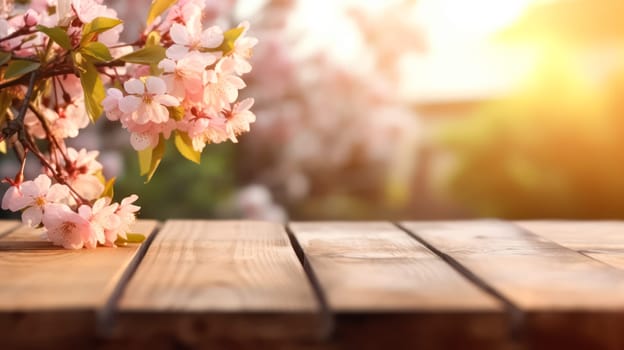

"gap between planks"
[96, 221, 163, 337]
[395, 221, 526, 341]
[400, 220, 624, 350]
[288, 221, 508, 350]
[112, 220, 325, 346]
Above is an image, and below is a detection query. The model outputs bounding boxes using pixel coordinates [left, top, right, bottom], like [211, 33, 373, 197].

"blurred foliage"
[115, 143, 237, 219]
[437, 48, 624, 219]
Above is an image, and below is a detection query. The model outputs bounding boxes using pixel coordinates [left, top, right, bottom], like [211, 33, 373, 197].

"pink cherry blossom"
[166, 21, 223, 61]
[24, 101, 89, 139]
[103, 194, 140, 245]
[1, 185, 24, 212]
[118, 77, 179, 125]
[178, 107, 229, 151]
[78, 197, 120, 246]
[63, 148, 104, 201]
[23, 9, 40, 27]
[103, 88, 124, 121]
[203, 58, 246, 111]
[42, 203, 97, 249]
[158, 56, 206, 100]
[72, 0, 123, 46]
[4, 174, 71, 227]
[223, 98, 256, 142]
[229, 21, 258, 75]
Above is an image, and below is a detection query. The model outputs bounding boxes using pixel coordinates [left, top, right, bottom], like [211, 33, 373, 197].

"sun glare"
[416, 0, 533, 45]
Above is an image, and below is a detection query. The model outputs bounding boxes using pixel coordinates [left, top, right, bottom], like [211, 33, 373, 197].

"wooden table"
[1, 220, 623, 349]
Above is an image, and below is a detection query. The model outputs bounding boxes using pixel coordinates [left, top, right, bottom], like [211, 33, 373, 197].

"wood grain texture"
[289, 222, 507, 350]
[516, 221, 624, 270]
[115, 220, 323, 345]
[0, 220, 158, 348]
[402, 220, 624, 350]
[0, 220, 20, 238]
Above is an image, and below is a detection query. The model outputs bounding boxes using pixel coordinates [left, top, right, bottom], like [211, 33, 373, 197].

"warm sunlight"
[416, 0, 534, 44]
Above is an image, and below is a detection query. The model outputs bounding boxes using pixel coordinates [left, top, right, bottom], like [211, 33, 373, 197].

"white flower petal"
[146, 76, 167, 95]
[119, 95, 142, 114]
[201, 26, 224, 48]
[158, 59, 176, 73]
[124, 79, 145, 95]
[22, 206, 42, 227]
[170, 23, 190, 46]
[130, 132, 158, 151]
[166, 45, 189, 61]
[154, 94, 180, 107]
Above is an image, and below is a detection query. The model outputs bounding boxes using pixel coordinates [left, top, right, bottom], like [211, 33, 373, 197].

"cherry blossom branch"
[0, 28, 35, 44]
[0, 60, 126, 91]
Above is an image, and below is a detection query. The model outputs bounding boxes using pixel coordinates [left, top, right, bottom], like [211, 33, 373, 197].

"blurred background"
[4, 0, 624, 221]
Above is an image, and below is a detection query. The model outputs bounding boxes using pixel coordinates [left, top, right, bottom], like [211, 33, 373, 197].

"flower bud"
[23, 9, 40, 27]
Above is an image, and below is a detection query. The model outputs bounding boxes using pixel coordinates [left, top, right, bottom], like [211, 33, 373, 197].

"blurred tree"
[437, 48, 624, 218]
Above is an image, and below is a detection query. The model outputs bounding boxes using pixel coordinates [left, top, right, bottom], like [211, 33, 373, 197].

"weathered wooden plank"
[289, 222, 507, 350]
[0, 220, 20, 238]
[0, 220, 158, 348]
[402, 220, 624, 350]
[516, 221, 624, 270]
[115, 220, 323, 346]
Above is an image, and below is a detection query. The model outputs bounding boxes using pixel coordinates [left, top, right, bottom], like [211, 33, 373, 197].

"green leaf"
[174, 131, 201, 164]
[138, 136, 166, 183]
[4, 60, 40, 80]
[115, 233, 146, 246]
[81, 17, 123, 44]
[101, 177, 116, 199]
[138, 147, 152, 176]
[118, 45, 166, 65]
[0, 52, 11, 66]
[213, 26, 245, 55]
[81, 42, 113, 62]
[37, 25, 71, 50]
[77, 58, 105, 122]
[146, 0, 178, 26]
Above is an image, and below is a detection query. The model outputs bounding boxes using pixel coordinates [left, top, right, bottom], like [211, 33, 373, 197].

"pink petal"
[227, 75, 246, 90]
[158, 59, 176, 73]
[151, 103, 170, 123]
[119, 95, 142, 114]
[166, 45, 189, 61]
[20, 181, 41, 198]
[223, 82, 240, 103]
[154, 94, 180, 107]
[236, 98, 254, 112]
[130, 132, 158, 151]
[169, 23, 190, 46]
[2, 186, 25, 211]
[33, 174, 52, 193]
[46, 184, 69, 203]
[201, 26, 223, 48]
[124, 79, 145, 95]
[106, 88, 123, 99]
[146, 76, 167, 95]
[234, 57, 252, 75]
[22, 206, 42, 227]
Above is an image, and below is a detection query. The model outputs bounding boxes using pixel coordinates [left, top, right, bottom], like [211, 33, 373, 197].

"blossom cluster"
[2, 174, 139, 249]
[103, 4, 258, 152]
[0, 0, 256, 248]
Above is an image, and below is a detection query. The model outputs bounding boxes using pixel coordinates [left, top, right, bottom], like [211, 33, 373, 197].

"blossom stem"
[27, 103, 73, 165]
[0, 28, 35, 44]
